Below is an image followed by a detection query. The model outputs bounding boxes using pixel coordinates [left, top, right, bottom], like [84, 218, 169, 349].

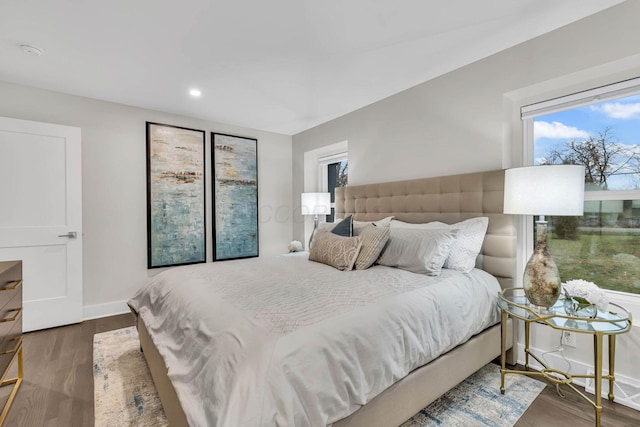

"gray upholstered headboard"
[335, 169, 517, 288]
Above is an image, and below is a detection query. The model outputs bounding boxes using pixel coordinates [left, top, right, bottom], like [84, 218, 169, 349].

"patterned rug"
[94, 327, 545, 427]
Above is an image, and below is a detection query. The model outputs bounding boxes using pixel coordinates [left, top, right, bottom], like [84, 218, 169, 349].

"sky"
[534, 93, 640, 190]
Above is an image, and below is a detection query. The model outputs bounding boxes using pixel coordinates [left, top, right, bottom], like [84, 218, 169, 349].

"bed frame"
[136, 169, 518, 427]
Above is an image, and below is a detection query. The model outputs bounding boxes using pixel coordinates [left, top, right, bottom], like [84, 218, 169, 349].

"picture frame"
[212, 132, 259, 260]
[146, 122, 206, 268]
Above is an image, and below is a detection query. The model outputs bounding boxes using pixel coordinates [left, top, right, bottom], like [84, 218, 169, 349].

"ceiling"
[0, 0, 625, 135]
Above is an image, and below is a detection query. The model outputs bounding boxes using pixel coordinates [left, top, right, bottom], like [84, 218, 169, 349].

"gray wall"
[0, 81, 293, 318]
[292, 1, 640, 243]
[292, 0, 640, 393]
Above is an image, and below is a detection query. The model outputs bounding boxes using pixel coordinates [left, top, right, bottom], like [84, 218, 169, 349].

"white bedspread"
[128, 255, 501, 427]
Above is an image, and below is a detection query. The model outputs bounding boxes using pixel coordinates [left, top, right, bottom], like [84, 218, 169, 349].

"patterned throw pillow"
[354, 224, 390, 270]
[353, 216, 394, 236]
[309, 230, 362, 271]
[377, 228, 458, 275]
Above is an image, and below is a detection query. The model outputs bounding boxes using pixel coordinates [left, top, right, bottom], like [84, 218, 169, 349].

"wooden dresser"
[0, 261, 23, 425]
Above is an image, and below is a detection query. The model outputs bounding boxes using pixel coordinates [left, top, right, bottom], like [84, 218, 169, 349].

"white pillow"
[353, 216, 394, 236]
[377, 228, 458, 276]
[391, 217, 489, 273]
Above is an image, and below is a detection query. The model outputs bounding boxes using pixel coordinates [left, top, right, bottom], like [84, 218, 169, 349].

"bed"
[129, 169, 517, 427]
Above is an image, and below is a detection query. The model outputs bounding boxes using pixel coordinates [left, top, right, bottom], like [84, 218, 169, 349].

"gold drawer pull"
[0, 308, 22, 323]
[1, 336, 22, 355]
[1, 280, 22, 291]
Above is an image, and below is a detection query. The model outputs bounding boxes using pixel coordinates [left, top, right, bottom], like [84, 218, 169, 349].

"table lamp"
[504, 165, 585, 308]
[301, 192, 331, 249]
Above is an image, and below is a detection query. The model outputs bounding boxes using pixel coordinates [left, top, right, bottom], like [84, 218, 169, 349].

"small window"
[326, 160, 348, 222]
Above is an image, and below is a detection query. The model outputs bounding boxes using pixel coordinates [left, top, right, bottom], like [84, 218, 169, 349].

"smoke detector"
[19, 43, 43, 56]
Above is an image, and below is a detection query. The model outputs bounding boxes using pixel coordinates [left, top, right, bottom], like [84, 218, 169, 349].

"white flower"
[562, 279, 609, 311]
[288, 240, 303, 252]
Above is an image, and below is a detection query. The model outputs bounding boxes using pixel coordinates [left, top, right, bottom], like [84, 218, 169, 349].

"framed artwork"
[146, 122, 206, 268]
[212, 133, 258, 260]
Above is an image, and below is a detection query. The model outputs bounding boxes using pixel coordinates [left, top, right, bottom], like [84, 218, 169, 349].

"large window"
[524, 78, 640, 295]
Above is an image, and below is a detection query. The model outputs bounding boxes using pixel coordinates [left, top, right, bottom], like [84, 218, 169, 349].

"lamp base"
[308, 215, 319, 250]
[523, 249, 561, 308]
[523, 220, 561, 308]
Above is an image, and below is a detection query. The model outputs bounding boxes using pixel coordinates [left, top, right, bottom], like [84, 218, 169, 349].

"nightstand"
[0, 260, 23, 426]
[498, 287, 631, 427]
[282, 251, 309, 257]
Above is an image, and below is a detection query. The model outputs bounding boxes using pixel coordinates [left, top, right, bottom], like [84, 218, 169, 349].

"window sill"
[606, 289, 640, 321]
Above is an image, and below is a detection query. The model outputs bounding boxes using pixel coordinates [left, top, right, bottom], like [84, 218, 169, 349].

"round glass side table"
[498, 287, 632, 427]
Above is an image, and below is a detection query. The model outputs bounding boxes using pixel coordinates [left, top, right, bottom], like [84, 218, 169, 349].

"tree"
[540, 127, 640, 190]
[552, 215, 579, 240]
[539, 126, 640, 236]
[336, 161, 348, 187]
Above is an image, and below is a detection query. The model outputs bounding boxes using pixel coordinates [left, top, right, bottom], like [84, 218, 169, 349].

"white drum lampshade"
[504, 165, 585, 308]
[504, 165, 585, 216]
[301, 192, 331, 216]
[301, 192, 331, 249]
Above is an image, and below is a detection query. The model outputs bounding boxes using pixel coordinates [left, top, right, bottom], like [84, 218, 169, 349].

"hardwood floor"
[512, 367, 639, 427]
[2, 314, 638, 426]
[3, 314, 134, 427]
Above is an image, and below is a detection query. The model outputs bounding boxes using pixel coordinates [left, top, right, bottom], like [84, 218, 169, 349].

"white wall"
[0, 80, 293, 319]
[292, 0, 640, 407]
[292, 1, 640, 240]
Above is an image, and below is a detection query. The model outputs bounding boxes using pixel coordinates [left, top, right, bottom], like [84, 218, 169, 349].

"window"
[523, 78, 640, 295]
[319, 153, 348, 222]
[326, 160, 348, 222]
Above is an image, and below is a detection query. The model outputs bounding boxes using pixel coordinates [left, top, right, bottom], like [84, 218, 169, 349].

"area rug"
[94, 327, 545, 427]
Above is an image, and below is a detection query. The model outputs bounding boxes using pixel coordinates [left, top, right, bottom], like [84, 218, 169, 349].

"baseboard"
[585, 369, 640, 411]
[83, 300, 131, 321]
[516, 342, 640, 411]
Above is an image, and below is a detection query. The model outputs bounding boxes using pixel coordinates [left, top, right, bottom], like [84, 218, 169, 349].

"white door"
[0, 116, 82, 332]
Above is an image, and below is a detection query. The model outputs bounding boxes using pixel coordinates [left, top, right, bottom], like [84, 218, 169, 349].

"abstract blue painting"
[146, 122, 206, 268]
[212, 133, 258, 260]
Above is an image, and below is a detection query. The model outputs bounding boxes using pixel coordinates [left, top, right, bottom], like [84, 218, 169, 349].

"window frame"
[318, 151, 348, 221]
[521, 77, 640, 312]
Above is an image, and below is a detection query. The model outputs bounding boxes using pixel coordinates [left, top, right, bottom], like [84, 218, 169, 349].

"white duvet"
[128, 254, 501, 427]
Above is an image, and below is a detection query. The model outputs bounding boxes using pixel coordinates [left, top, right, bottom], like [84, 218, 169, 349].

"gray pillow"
[377, 228, 458, 275]
[309, 230, 362, 271]
[354, 224, 390, 270]
[331, 215, 353, 237]
[316, 221, 337, 233]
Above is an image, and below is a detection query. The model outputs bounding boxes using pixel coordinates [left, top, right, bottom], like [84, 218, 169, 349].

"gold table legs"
[0, 343, 23, 426]
[593, 332, 603, 427]
[500, 308, 507, 394]
[500, 311, 617, 427]
[608, 335, 616, 402]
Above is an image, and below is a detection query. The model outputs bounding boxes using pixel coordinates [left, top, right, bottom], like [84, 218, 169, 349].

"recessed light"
[189, 89, 202, 97]
[18, 43, 43, 56]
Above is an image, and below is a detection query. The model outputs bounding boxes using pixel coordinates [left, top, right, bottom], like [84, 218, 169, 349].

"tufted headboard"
[335, 169, 517, 288]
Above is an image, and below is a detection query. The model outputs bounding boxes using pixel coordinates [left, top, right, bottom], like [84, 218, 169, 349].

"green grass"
[549, 232, 640, 295]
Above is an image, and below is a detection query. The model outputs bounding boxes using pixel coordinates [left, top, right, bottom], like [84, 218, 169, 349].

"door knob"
[58, 232, 77, 238]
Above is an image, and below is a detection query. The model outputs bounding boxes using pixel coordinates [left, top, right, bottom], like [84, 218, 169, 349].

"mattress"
[128, 254, 502, 427]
